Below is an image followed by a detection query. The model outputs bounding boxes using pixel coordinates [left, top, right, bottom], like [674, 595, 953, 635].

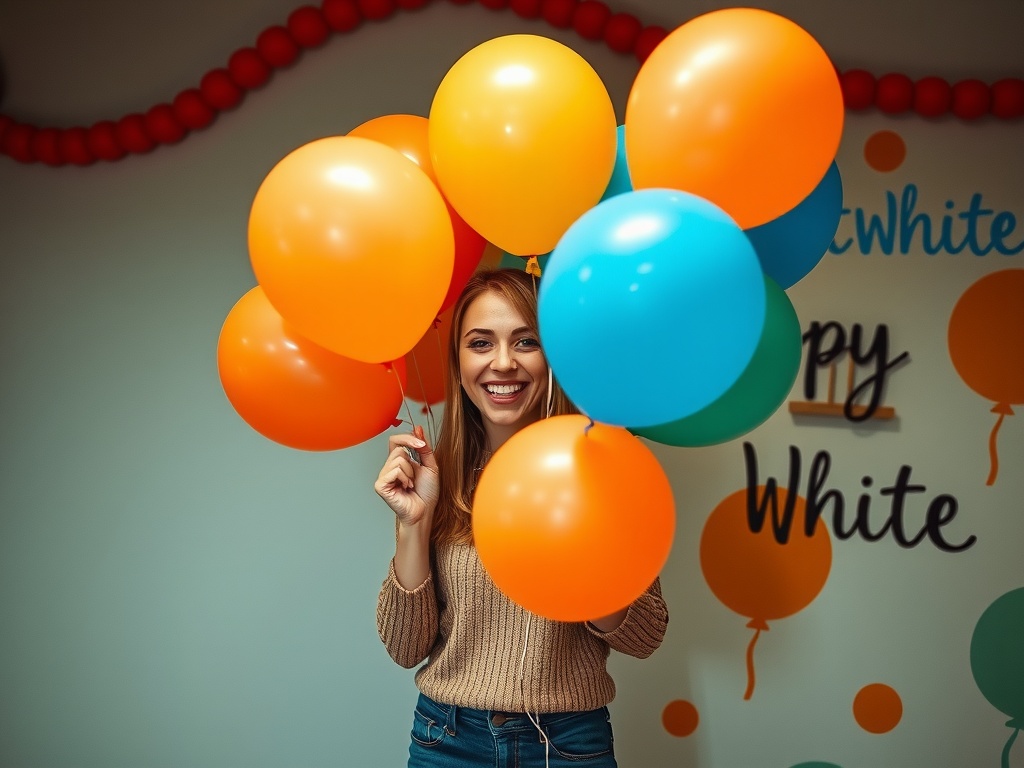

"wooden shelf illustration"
[788, 356, 896, 420]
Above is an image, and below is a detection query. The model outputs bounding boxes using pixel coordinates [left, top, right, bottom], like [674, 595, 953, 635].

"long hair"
[431, 268, 577, 547]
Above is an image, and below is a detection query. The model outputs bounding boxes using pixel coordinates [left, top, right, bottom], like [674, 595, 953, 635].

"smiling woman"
[372, 268, 670, 768]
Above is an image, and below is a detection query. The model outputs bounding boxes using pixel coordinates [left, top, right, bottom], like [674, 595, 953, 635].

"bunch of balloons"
[216, 8, 847, 621]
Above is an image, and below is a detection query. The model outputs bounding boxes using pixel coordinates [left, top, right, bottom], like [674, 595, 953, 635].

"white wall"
[1, 1, 1021, 767]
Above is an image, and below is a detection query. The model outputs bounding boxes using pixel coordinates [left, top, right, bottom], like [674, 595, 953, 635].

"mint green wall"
[1, 2, 1021, 767]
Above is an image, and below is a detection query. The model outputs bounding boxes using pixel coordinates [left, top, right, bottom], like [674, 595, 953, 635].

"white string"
[517, 613, 550, 768]
[546, 367, 554, 419]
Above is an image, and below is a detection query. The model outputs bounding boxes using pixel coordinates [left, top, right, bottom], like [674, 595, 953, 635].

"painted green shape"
[970, 586, 1024, 725]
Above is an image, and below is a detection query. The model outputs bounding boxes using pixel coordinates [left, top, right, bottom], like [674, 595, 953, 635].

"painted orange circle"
[662, 699, 699, 737]
[853, 683, 903, 733]
[864, 130, 906, 172]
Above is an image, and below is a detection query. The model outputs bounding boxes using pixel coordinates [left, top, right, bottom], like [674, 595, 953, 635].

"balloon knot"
[746, 618, 770, 631]
[991, 402, 1014, 416]
[524, 255, 542, 277]
[432, 317, 442, 329]
[391, 418, 404, 427]
[583, 418, 595, 436]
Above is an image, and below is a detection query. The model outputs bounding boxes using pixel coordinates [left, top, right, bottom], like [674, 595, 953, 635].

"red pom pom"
[541, 0, 576, 29]
[876, 73, 913, 114]
[228, 48, 271, 90]
[31, 128, 63, 166]
[87, 121, 126, 161]
[573, 0, 609, 40]
[509, 0, 541, 17]
[322, 0, 362, 32]
[173, 89, 215, 130]
[2, 123, 36, 163]
[200, 68, 243, 110]
[288, 5, 330, 46]
[913, 76, 951, 118]
[478, 0, 508, 9]
[257, 25, 300, 68]
[395, 0, 429, 8]
[991, 78, 1024, 120]
[58, 127, 95, 166]
[634, 25, 667, 63]
[358, 0, 396, 19]
[603, 13, 640, 54]
[115, 114, 156, 154]
[145, 104, 186, 145]
[952, 79, 990, 120]
[840, 69, 875, 110]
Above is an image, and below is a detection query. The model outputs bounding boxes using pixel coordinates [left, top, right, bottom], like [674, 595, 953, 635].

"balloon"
[217, 286, 407, 451]
[348, 114, 486, 312]
[632, 274, 801, 446]
[473, 415, 675, 622]
[248, 135, 454, 364]
[700, 486, 832, 698]
[625, 8, 845, 229]
[970, 587, 1024, 726]
[745, 162, 844, 289]
[429, 34, 617, 256]
[948, 269, 1024, 407]
[538, 188, 766, 427]
[599, 124, 633, 202]
[402, 306, 452, 406]
[947, 269, 1024, 485]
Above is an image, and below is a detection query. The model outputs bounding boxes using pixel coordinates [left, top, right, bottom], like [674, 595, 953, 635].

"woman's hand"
[374, 425, 440, 529]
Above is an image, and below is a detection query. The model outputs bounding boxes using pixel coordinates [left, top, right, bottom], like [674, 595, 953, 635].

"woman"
[375, 268, 669, 767]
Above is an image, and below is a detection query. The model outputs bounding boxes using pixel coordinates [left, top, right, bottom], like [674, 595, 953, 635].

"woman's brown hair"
[430, 268, 577, 547]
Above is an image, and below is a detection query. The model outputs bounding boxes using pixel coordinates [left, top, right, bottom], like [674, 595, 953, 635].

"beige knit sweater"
[376, 542, 669, 713]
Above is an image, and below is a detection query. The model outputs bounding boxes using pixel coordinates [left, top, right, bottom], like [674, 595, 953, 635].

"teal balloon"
[632, 274, 801, 446]
[970, 586, 1024, 726]
[539, 188, 766, 427]
[745, 161, 843, 289]
[790, 763, 843, 768]
[599, 124, 632, 202]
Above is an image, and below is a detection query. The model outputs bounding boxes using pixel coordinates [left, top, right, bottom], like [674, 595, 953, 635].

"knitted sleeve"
[585, 577, 669, 659]
[376, 559, 439, 669]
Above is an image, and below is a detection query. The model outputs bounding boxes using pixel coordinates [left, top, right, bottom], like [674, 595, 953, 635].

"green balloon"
[632, 274, 801, 447]
[970, 586, 1024, 726]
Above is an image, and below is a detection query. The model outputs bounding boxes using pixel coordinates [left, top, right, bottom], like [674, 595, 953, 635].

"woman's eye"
[468, 339, 491, 349]
[516, 337, 541, 349]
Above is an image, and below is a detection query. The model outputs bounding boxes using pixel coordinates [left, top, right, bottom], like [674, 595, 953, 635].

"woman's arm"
[584, 577, 669, 659]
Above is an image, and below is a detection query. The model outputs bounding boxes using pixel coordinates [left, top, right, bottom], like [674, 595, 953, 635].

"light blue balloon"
[599, 124, 632, 202]
[745, 161, 844, 289]
[539, 189, 766, 428]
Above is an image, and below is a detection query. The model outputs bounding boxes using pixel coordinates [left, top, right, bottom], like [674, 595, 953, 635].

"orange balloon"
[947, 269, 1024, 407]
[348, 114, 486, 312]
[403, 306, 452, 406]
[625, 8, 844, 229]
[473, 415, 675, 621]
[699, 486, 831, 624]
[429, 34, 617, 256]
[217, 286, 406, 451]
[248, 135, 454, 364]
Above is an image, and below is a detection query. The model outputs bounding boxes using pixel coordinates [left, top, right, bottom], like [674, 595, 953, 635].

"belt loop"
[445, 702, 457, 736]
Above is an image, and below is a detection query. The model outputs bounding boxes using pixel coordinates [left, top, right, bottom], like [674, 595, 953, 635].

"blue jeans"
[408, 692, 617, 768]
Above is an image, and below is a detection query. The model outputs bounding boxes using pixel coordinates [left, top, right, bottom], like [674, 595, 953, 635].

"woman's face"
[458, 289, 548, 449]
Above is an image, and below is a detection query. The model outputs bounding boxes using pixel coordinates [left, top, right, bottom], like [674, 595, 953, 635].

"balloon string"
[1001, 726, 1018, 768]
[390, 362, 419, 437]
[407, 349, 436, 447]
[743, 626, 763, 700]
[986, 409, 1007, 486]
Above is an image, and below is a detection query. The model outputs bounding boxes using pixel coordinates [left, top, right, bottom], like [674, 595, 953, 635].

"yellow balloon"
[429, 34, 617, 256]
